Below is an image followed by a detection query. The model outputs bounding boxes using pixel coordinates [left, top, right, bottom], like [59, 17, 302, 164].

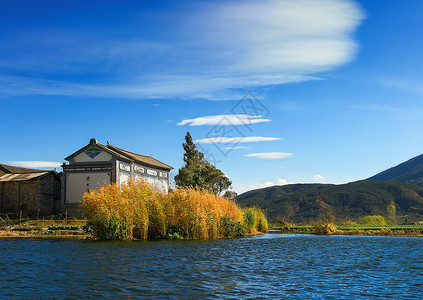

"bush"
[220, 216, 245, 238]
[243, 207, 268, 234]
[358, 215, 389, 225]
[81, 180, 266, 240]
[314, 223, 338, 235]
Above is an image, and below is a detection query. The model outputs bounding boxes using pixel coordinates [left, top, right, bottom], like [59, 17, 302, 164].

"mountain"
[368, 153, 423, 187]
[236, 180, 423, 223]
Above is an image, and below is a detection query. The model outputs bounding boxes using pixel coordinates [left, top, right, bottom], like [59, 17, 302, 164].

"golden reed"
[82, 179, 267, 240]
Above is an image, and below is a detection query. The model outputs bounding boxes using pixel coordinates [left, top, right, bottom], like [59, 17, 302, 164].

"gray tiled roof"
[0, 163, 47, 174]
[64, 139, 173, 171]
[0, 172, 51, 182]
[107, 144, 173, 170]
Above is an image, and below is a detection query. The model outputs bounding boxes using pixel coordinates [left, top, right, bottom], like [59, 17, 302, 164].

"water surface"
[1, 233, 422, 299]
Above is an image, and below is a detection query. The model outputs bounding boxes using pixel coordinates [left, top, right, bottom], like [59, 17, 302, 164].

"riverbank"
[4, 223, 423, 239]
[0, 219, 87, 239]
[271, 224, 423, 237]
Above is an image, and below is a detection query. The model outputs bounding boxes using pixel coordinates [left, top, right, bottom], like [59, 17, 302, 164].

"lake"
[1, 232, 422, 299]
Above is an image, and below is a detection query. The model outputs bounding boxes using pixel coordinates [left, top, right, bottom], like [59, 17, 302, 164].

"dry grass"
[81, 179, 268, 240]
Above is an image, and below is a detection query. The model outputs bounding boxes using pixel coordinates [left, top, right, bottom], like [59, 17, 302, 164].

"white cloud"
[178, 114, 271, 126]
[246, 152, 293, 159]
[313, 174, 325, 181]
[0, 74, 314, 100]
[221, 146, 249, 150]
[9, 161, 62, 168]
[195, 137, 280, 144]
[0, 0, 364, 100]
[247, 178, 290, 190]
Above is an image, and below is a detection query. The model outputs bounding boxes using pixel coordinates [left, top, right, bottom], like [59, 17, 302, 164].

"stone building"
[62, 138, 172, 213]
[0, 164, 61, 216]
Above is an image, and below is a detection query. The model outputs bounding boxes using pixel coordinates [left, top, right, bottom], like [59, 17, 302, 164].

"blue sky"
[1, 0, 423, 194]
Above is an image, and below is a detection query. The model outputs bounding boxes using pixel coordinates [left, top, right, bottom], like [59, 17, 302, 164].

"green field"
[271, 224, 423, 236]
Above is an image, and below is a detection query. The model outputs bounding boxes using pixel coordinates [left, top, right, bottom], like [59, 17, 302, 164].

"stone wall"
[0, 180, 40, 216]
[40, 173, 61, 215]
[0, 174, 61, 217]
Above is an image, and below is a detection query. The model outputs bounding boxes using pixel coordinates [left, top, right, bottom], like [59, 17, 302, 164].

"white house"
[62, 138, 172, 211]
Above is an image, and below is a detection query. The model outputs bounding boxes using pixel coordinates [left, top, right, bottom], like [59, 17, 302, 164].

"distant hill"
[236, 180, 423, 223]
[368, 153, 423, 187]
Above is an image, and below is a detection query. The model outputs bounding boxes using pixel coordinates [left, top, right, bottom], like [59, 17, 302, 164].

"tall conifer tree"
[175, 132, 232, 195]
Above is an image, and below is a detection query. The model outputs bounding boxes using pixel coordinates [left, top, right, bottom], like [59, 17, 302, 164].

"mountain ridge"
[367, 153, 423, 187]
[236, 180, 423, 223]
[236, 153, 423, 223]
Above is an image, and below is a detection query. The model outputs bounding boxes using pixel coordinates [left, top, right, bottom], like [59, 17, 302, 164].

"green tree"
[224, 191, 238, 200]
[387, 201, 397, 224]
[175, 132, 232, 195]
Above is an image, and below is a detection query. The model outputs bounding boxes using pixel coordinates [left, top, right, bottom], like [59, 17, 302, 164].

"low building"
[62, 138, 173, 214]
[0, 164, 61, 216]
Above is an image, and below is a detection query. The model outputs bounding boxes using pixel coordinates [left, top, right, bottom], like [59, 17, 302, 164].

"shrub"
[242, 207, 268, 234]
[314, 223, 339, 235]
[220, 216, 245, 238]
[358, 215, 389, 225]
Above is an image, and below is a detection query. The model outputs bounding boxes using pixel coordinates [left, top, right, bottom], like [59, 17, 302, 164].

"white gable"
[74, 150, 113, 163]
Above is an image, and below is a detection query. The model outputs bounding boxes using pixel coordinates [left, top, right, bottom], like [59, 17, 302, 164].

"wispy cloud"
[246, 152, 293, 159]
[178, 114, 271, 126]
[349, 104, 404, 113]
[0, 0, 364, 100]
[221, 146, 249, 150]
[378, 76, 423, 96]
[9, 161, 62, 168]
[196, 137, 280, 144]
[247, 178, 291, 190]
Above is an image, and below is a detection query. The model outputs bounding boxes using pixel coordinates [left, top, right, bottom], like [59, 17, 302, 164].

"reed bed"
[81, 180, 268, 240]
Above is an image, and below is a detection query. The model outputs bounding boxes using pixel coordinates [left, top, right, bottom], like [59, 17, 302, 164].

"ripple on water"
[1, 235, 423, 298]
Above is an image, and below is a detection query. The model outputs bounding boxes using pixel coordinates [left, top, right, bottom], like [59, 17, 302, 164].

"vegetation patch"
[358, 215, 389, 225]
[81, 180, 268, 241]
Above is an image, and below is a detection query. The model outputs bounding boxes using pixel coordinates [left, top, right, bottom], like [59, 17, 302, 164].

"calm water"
[1, 233, 422, 299]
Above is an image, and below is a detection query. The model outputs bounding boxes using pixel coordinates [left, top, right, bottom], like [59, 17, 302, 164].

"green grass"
[336, 224, 423, 230]
[270, 224, 423, 236]
[48, 225, 83, 230]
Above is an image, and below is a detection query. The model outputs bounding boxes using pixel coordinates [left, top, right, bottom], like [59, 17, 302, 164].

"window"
[134, 165, 144, 173]
[147, 169, 158, 176]
[119, 163, 130, 172]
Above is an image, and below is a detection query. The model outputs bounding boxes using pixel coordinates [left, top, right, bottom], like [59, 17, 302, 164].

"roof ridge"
[108, 144, 150, 158]
[0, 163, 52, 174]
[107, 144, 173, 170]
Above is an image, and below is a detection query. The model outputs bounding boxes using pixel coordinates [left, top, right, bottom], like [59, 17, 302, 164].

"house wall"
[64, 171, 111, 204]
[40, 173, 61, 215]
[116, 160, 170, 193]
[0, 180, 40, 216]
[1, 181, 20, 213]
[0, 174, 62, 217]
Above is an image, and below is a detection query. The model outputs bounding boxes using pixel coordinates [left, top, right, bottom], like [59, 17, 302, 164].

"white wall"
[134, 174, 169, 193]
[65, 172, 111, 203]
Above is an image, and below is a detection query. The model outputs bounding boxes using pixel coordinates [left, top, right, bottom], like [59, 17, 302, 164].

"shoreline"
[270, 224, 423, 237]
[2, 227, 422, 239]
[0, 229, 87, 239]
